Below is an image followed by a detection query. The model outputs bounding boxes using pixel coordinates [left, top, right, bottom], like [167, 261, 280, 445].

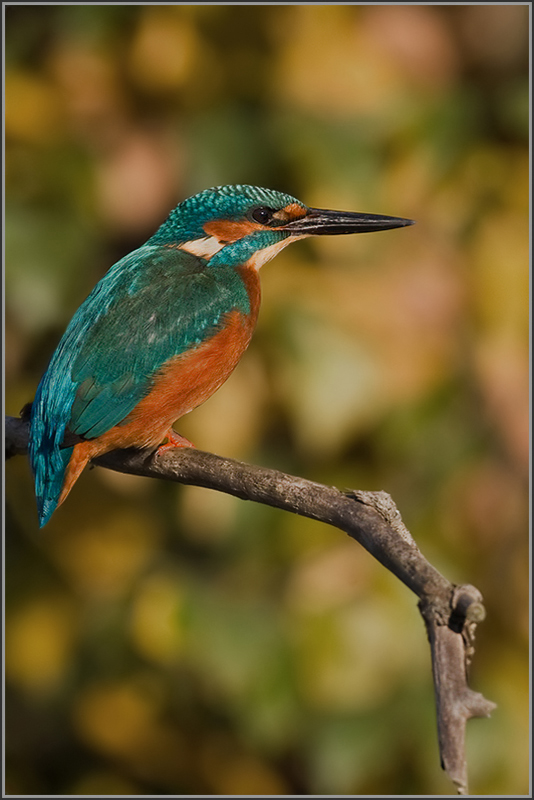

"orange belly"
[58, 304, 258, 506]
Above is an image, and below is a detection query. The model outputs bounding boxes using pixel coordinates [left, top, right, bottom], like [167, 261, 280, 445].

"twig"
[5, 415, 496, 794]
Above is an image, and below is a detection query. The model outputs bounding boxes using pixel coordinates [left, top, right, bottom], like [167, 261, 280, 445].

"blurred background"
[4, 5, 529, 796]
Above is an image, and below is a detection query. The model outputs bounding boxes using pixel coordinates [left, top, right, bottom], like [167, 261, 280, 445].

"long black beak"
[283, 207, 415, 236]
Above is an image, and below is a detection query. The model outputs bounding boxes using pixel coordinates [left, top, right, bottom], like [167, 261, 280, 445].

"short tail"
[30, 434, 74, 528]
[30, 441, 74, 527]
[29, 392, 77, 526]
[29, 360, 89, 526]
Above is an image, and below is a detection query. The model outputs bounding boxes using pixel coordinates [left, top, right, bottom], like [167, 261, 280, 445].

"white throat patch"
[180, 236, 224, 259]
[247, 235, 307, 271]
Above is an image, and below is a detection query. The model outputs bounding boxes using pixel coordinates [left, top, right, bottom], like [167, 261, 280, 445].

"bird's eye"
[251, 207, 275, 225]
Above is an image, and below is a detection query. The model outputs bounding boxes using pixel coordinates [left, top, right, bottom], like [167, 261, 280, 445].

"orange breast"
[58, 268, 262, 507]
[120, 307, 257, 446]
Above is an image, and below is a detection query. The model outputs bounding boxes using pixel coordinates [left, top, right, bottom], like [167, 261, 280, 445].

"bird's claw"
[156, 429, 195, 455]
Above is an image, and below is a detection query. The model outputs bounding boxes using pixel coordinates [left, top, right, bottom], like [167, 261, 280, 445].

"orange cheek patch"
[270, 203, 308, 226]
[283, 203, 308, 219]
[203, 219, 264, 243]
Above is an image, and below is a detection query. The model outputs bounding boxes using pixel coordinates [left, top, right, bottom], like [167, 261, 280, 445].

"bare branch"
[420, 585, 497, 795]
[5, 415, 496, 793]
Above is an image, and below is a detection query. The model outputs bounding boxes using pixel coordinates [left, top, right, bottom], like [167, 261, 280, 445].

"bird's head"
[148, 184, 414, 270]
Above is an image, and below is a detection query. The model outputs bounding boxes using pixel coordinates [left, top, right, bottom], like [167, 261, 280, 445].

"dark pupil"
[252, 207, 274, 224]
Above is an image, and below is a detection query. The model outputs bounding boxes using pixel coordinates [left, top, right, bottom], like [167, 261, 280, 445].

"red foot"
[156, 429, 195, 455]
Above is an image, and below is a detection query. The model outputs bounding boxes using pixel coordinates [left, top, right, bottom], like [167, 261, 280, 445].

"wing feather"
[30, 244, 251, 464]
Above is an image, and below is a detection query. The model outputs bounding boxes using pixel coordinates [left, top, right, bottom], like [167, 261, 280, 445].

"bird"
[28, 184, 414, 527]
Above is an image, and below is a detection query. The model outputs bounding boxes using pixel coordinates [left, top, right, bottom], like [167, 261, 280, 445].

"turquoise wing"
[29, 244, 251, 525]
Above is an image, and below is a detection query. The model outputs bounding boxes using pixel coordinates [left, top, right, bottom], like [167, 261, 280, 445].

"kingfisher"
[28, 184, 413, 526]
